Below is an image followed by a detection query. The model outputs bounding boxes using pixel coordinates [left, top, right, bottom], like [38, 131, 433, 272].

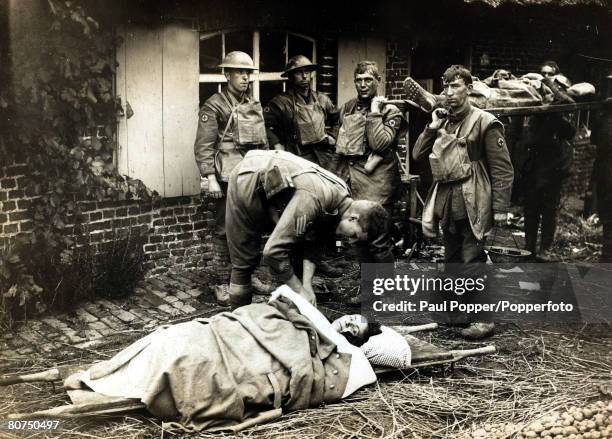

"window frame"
[198, 29, 317, 100]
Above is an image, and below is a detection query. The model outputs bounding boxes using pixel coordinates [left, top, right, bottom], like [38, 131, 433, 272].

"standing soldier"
[334, 61, 404, 264]
[264, 55, 339, 168]
[413, 65, 514, 339]
[194, 51, 268, 305]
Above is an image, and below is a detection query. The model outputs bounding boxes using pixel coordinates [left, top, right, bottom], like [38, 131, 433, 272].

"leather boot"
[317, 260, 343, 278]
[212, 284, 230, 307]
[229, 283, 252, 310]
[460, 322, 495, 340]
[403, 77, 438, 112]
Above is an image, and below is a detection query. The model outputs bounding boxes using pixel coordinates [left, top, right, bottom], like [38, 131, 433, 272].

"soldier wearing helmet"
[264, 55, 340, 169]
[194, 51, 268, 305]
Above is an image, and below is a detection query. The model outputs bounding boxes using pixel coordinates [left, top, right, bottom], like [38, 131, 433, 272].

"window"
[199, 30, 316, 105]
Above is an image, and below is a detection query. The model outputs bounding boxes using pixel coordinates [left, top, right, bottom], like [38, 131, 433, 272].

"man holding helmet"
[264, 55, 339, 169]
[194, 51, 268, 305]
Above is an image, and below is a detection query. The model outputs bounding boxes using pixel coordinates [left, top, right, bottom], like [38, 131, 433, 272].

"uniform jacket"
[413, 105, 514, 240]
[334, 98, 403, 206]
[522, 113, 576, 189]
[194, 88, 267, 179]
[264, 88, 339, 154]
[228, 150, 352, 282]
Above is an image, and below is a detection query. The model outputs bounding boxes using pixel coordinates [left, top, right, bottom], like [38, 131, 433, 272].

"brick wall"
[1, 161, 216, 276]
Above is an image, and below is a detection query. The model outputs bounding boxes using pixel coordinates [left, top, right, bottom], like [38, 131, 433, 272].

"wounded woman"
[62, 285, 383, 432]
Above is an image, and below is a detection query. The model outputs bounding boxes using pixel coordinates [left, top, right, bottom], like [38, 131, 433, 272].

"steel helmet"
[218, 51, 256, 70]
[281, 55, 318, 78]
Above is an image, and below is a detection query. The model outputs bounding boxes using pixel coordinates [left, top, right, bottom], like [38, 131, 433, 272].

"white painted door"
[116, 23, 200, 197]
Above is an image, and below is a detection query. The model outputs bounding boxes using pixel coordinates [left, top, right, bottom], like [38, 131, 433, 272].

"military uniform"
[225, 150, 352, 289]
[194, 88, 267, 285]
[522, 113, 575, 256]
[413, 104, 513, 325]
[334, 99, 403, 209]
[264, 89, 340, 169]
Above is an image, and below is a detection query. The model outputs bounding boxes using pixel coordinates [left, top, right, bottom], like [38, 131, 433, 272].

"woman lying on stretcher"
[51, 285, 411, 433]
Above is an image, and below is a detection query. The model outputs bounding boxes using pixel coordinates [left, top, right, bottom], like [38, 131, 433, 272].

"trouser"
[524, 180, 563, 254]
[212, 182, 231, 285]
[441, 219, 490, 324]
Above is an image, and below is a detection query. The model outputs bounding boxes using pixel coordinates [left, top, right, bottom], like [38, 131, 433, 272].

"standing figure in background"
[522, 61, 577, 262]
[194, 51, 268, 305]
[264, 55, 339, 169]
[522, 113, 576, 261]
[413, 65, 514, 339]
[333, 61, 404, 266]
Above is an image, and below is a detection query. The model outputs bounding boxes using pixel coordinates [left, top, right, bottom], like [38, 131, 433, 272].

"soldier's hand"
[493, 212, 508, 226]
[207, 178, 224, 199]
[325, 134, 336, 146]
[430, 108, 448, 129]
[273, 143, 285, 151]
[300, 285, 317, 307]
[370, 96, 387, 114]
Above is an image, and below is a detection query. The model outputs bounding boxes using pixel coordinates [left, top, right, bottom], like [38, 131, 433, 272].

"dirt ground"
[0, 200, 610, 439]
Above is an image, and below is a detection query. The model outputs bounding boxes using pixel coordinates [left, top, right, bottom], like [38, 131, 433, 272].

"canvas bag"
[335, 112, 367, 156]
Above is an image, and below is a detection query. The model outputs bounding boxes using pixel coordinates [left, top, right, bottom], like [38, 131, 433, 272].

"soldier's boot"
[212, 237, 231, 305]
[460, 322, 495, 340]
[212, 284, 230, 307]
[229, 283, 253, 310]
[251, 276, 274, 295]
[317, 260, 344, 278]
[403, 77, 439, 112]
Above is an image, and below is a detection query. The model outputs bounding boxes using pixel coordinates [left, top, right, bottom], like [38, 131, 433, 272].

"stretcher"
[1, 323, 495, 419]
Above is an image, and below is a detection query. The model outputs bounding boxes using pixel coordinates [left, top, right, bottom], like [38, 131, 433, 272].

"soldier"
[194, 51, 268, 305]
[332, 61, 404, 274]
[264, 55, 339, 168]
[334, 61, 403, 213]
[413, 65, 514, 339]
[225, 149, 390, 309]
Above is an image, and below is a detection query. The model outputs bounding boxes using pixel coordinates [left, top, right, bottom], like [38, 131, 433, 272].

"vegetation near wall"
[0, 0, 151, 327]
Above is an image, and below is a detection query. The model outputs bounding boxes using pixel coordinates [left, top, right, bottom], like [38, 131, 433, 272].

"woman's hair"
[342, 320, 382, 347]
[540, 60, 560, 74]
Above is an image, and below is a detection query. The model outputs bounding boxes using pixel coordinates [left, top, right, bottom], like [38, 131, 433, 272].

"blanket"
[64, 287, 375, 432]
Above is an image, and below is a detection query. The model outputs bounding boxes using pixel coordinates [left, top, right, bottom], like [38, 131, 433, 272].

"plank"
[162, 23, 200, 197]
[124, 26, 165, 193]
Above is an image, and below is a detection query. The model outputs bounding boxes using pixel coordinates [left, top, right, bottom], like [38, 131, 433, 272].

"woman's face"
[332, 314, 369, 340]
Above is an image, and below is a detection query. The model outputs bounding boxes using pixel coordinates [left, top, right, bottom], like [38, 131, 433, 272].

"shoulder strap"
[218, 92, 239, 142]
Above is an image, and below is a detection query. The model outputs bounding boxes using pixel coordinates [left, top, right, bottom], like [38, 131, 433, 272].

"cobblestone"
[4, 269, 219, 357]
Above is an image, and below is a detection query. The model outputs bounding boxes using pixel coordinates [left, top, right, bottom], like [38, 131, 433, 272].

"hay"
[2, 323, 609, 439]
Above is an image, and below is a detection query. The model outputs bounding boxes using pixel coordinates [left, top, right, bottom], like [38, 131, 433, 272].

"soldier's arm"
[365, 104, 402, 153]
[264, 99, 286, 150]
[262, 190, 322, 283]
[484, 124, 514, 213]
[194, 105, 220, 178]
[320, 94, 340, 133]
[412, 126, 438, 162]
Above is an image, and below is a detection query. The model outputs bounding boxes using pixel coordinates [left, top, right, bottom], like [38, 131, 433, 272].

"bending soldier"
[194, 51, 268, 305]
[225, 149, 390, 309]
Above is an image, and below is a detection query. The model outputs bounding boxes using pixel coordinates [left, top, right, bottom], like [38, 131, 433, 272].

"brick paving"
[0, 270, 241, 359]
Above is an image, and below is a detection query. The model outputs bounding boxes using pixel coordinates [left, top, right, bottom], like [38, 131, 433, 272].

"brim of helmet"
[218, 64, 258, 70]
[280, 65, 319, 78]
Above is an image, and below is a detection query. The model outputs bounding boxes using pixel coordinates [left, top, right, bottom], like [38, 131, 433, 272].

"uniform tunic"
[334, 99, 403, 208]
[264, 88, 339, 169]
[225, 150, 352, 285]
